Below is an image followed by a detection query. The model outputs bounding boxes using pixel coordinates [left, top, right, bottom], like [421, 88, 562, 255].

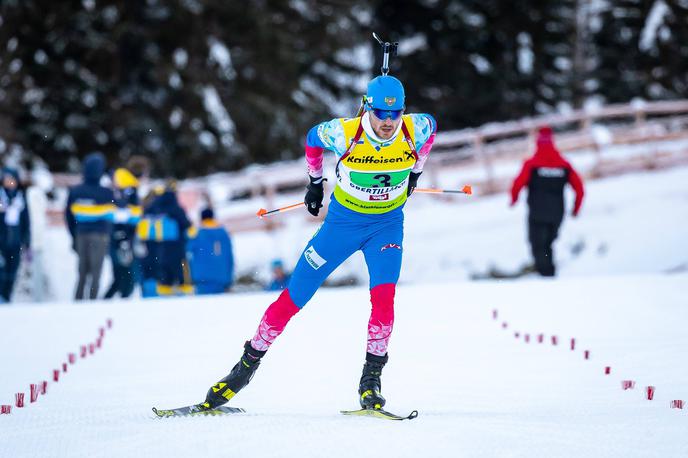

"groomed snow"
[2, 164, 687, 457]
[1, 274, 686, 457]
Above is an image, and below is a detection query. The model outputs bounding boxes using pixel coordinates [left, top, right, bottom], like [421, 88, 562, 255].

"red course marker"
[584, 350, 590, 360]
[30, 384, 39, 403]
[1, 405, 11, 414]
[16, 393, 25, 408]
[670, 400, 684, 409]
[53, 369, 60, 382]
[551, 336, 558, 345]
[621, 380, 636, 390]
[604, 366, 611, 375]
[570, 338, 576, 351]
[646, 386, 655, 400]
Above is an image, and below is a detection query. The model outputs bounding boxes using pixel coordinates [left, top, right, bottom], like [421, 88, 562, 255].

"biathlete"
[203, 74, 437, 411]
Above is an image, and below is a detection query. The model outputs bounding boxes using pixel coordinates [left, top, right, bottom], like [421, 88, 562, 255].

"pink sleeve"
[412, 131, 435, 173]
[305, 145, 324, 178]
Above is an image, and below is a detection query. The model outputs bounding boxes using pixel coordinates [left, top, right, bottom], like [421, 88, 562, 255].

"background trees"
[0, 0, 685, 177]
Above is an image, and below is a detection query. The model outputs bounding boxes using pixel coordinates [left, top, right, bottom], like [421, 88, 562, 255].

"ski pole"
[415, 185, 473, 195]
[256, 202, 305, 218]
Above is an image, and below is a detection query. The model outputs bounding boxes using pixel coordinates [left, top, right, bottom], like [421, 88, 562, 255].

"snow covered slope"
[1, 275, 686, 457]
[24, 164, 688, 302]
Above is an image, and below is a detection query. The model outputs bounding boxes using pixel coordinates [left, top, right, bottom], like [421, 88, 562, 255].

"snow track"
[2, 276, 686, 457]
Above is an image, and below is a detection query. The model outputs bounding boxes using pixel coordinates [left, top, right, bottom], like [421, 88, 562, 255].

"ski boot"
[203, 341, 266, 409]
[358, 352, 388, 409]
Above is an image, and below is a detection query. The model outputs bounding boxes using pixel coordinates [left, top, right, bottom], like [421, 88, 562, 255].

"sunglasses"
[370, 107, 403, 121]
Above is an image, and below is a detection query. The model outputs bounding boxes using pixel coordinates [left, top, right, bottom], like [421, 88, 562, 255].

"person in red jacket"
[510, 126, 584, 276]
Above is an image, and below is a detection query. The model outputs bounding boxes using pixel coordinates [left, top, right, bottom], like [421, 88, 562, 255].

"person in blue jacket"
[65, 152, 115, 300]
[150, 182, 191, 295]
[0, 168, 31, 302]
[265, 259, 289, 292]
[136, 187, 163, 298]
[187, 208, 234, 295]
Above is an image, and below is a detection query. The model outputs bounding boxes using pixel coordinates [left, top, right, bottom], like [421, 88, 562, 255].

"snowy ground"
[2, 161, 686, 457]
[1, 275, 687, 457]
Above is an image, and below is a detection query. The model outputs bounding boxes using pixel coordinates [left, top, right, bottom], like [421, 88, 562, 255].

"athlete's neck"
[362, 112, 403, 144]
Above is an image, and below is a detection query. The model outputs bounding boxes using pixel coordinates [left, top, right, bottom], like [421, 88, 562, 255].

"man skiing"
[180, 74, 436, 415]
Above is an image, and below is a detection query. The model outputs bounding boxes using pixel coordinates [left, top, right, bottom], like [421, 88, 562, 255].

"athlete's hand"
[305, 176, 327, 216]
[407, 171, 422, 197]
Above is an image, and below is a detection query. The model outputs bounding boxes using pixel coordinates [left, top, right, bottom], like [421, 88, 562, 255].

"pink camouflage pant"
[250, 284, 396, 356]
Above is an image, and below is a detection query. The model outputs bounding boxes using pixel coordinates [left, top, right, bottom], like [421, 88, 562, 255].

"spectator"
[510, 126, 585, 276]
[186, 208, 234, 295]
[149, 181, 191, 296]
[265, 259, 289, 292]
[65, 152, 115, 300]
[136, 187, 163, 298]
[26, 167, 53, 302]
[0, 168, 30, 302]
[104, 168, 141, 299]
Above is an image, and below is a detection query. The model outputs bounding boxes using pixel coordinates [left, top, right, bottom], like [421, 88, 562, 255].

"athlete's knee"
[266, 289, 301, 322]
[370, 283, 395, 323]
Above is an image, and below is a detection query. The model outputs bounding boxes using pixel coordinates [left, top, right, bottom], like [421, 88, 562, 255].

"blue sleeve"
[173, 206, 191, 237]
[410, 113, 437, 151]
[307, 118, 347, 155]
[306, 125, 327, 149]
[65, 189, 76, 239]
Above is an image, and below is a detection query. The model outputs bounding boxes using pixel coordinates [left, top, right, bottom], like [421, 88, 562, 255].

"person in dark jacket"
[0, 168, 30, 302]
[149, 182, 191, 295]
[104, 168, 141, 299]
[65, 152, 115, 300]
[510, 126, 585, 276]
[186, 208, 234, 295]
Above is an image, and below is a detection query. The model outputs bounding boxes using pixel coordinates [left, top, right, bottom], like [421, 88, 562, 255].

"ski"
[340, 408, 418, 421]
[152, 404, 245, 418]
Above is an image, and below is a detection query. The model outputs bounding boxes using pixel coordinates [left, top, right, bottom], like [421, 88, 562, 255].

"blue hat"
[200, 208, 214, 220]
[2, 167, 19, 181]
[366, 75, 405, 111]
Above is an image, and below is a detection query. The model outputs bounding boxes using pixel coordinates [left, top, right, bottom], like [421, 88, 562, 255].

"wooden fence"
[50, 99, 688, 231]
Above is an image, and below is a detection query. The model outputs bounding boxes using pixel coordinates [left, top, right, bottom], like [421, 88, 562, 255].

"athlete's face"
[369, 109, 403, 140]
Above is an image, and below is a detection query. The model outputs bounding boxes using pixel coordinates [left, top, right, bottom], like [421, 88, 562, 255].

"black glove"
[407, 171, 422, 197]
[305, 176, 327, 216]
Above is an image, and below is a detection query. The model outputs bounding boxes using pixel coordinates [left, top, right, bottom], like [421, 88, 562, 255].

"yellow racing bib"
[334, 115, 417, 214]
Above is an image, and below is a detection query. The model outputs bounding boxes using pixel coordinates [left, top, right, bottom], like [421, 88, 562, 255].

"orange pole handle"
[256, 202, 305, 218]
[415, 185, 472, 195]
